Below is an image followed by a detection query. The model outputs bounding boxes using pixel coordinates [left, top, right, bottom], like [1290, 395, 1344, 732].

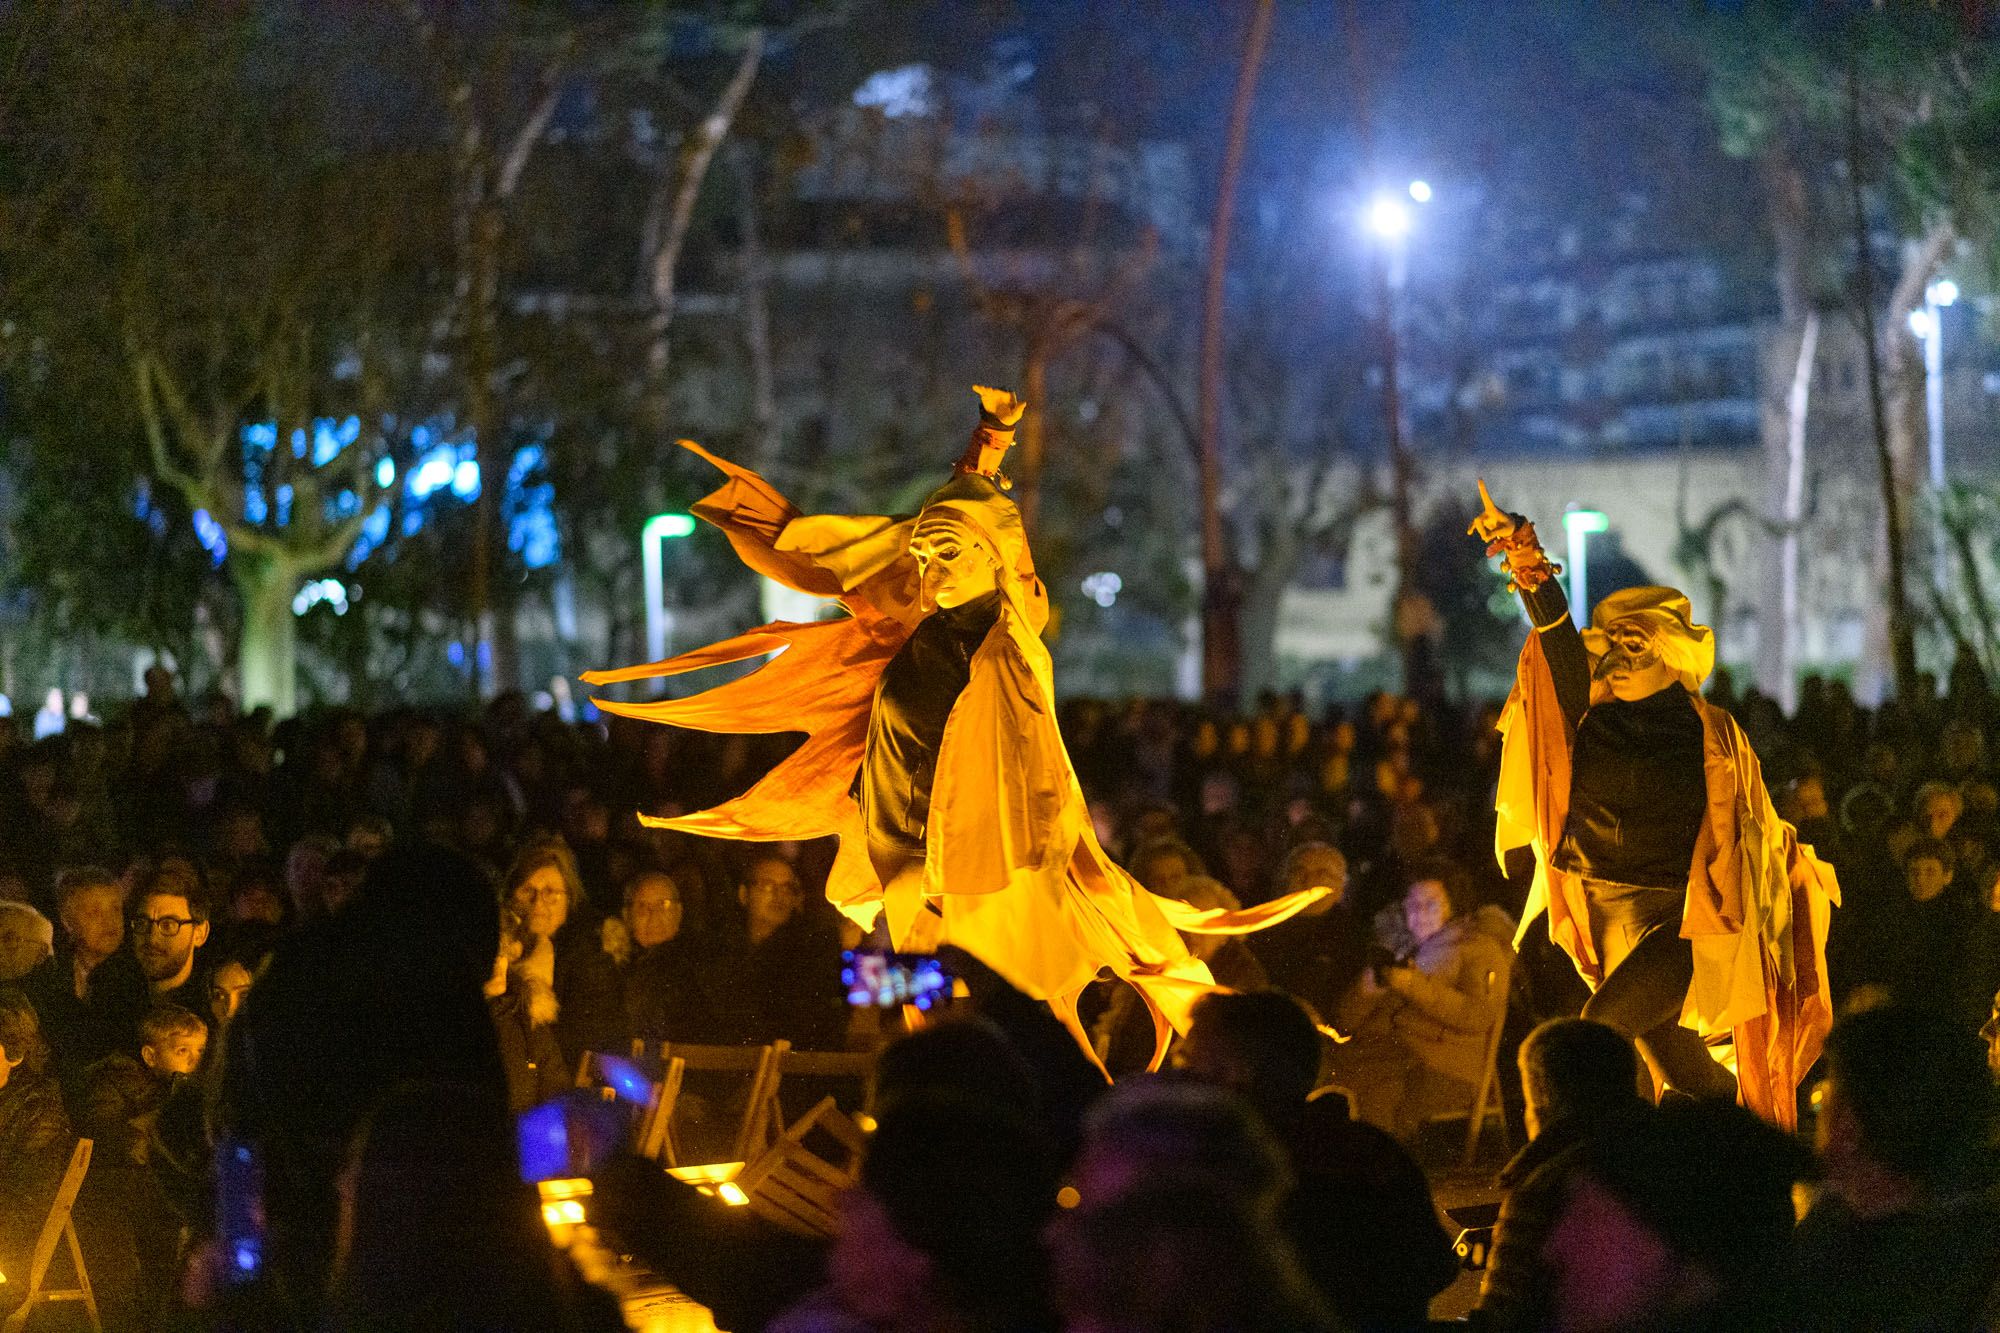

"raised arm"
[1469, 482, 1590, 731]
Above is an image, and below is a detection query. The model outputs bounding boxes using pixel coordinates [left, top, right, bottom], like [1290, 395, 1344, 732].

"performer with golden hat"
[583, 388, 1326, 1073]
[1471, 483, 1837, 1127]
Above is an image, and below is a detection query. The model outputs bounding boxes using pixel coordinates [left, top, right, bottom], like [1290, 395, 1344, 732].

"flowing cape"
[1493, 632, 1839, 1128]
[582, 441, 1327, 1073]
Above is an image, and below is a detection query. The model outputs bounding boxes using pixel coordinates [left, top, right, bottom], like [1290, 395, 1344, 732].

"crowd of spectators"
[0, 656, 1994, 1329]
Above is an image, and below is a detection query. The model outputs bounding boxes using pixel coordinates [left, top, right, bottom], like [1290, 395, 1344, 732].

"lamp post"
[641, 512, 696, 671]
[1921, 278, 1956, 490]
[1365, 180, 1432, 696]
[1563, 508, 1610, 626]
[1910, 277, 1958, 592]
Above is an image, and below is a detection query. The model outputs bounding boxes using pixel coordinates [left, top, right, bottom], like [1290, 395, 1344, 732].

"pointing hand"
[972, 385, 1027, 428]
[1468, 479, 1518, 545]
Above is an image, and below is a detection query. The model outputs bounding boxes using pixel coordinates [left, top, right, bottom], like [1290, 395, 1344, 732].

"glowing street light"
[1563, 508, 1610, 625]
[1916, 276, 1959, 593]
[641, 512, 697, 667]
[1362, 178, 1434, 694]
[1365, 192, 1412, 241]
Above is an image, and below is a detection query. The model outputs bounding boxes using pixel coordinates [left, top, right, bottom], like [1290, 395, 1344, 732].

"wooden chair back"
[771, 1047, 878, 1130]
[656, 1040, 791, 1164]
[3, 1137, 102, 1333]
[730, 1096, 869, 1238]
[636, 1056, 687, 1164]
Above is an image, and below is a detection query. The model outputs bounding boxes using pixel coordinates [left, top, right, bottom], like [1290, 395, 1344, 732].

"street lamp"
[1920, 277, 1957, 490]
[1911, 278, 1958, 593]
[641, 512, 696, 668]
[1363, 181, 1431, 694]
[1366, 192, 1413, 241]
[1563, 508, 1610, 626]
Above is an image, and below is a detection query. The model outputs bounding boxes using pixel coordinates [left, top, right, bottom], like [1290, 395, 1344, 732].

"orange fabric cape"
[582, 442, 1327, 1073]
[1493, 632, 1840, 1129]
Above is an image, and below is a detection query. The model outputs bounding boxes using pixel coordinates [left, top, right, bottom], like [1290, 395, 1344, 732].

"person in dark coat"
[1249, 843, 1370, 1023]
[1792, 1007, 2000, 1331]
[693, 853, 844, 1049]
[1177, 988, 1456, 1333]
[1478, 1018, 1649, 1332]
[213, 843, 507, 1329]
[616, 870, 708, 1044]
[487, 907, 569, 1114]
[74, 1002, 209, 1330]
[1843, 839, 1984, 1024]
[0, 987, 73, 1306]
[325, 1080, 625, 1331]
[26, 867, 149, 1083]
[503, 836, 625, 1066]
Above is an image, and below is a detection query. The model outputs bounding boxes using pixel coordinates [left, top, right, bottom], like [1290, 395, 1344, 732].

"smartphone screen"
[842, 950, 951, 1009]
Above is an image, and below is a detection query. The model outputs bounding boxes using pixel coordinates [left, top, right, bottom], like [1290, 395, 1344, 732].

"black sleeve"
[1520, 579, 1590, 733]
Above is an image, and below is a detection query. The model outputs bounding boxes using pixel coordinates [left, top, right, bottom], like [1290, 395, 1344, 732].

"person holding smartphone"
[1324, 869, 1514, 1141]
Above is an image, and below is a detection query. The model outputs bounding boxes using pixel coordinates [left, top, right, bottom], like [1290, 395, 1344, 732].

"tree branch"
[131, 355, 210, 509]
[1088, 316, 1198, 469]
[647, 28, 764, 312]
[497, 46, 571, 201]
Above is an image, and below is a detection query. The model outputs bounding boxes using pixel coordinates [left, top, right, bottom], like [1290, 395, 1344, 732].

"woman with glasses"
[501, 836, 621, 1068]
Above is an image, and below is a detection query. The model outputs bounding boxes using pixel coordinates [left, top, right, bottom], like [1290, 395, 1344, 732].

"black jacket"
[24, 946, 149, 1080]
[490, 987, 570, 1114]
[623, 935, 709, 1044]
[694, 913, 845, 1049]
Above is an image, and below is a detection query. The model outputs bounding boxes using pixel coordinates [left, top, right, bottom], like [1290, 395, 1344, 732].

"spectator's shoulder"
[0, 1070, 73, 1147]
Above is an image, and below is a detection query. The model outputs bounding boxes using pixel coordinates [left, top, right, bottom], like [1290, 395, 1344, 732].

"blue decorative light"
[191, 508, 228, 564]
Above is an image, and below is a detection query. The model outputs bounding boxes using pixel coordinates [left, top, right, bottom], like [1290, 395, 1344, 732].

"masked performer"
[1470, 483, 1837, 1127]
[582, 388, 1326, 1072]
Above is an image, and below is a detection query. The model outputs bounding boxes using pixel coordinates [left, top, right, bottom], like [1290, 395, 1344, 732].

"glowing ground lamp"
[642, 512, 698, 666]
[1562, 508, 1609, 626]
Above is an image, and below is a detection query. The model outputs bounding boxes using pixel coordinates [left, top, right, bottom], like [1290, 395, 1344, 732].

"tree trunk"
[1844, 69, 1919, 704]
[466, 195, 521, 697]
[732, 144, 780, 473]
[1882, 223, 1954, 580]
[1197, 0, 1274, 703]
[236, 553, 298, 717]
[1775, 311, 1817, 712]
[638, 31, 766, 438]
[1238, 535, 1301, 703]
[1756, 149, 1815, 712]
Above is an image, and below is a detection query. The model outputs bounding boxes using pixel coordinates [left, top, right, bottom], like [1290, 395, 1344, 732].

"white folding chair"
[3, 1137, 102, 1333]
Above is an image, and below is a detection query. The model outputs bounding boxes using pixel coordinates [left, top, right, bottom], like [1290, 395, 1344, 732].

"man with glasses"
[696, 852, 842, 1047]
[128, 864, 212, 1014]
[620, 870, 705, 1042]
